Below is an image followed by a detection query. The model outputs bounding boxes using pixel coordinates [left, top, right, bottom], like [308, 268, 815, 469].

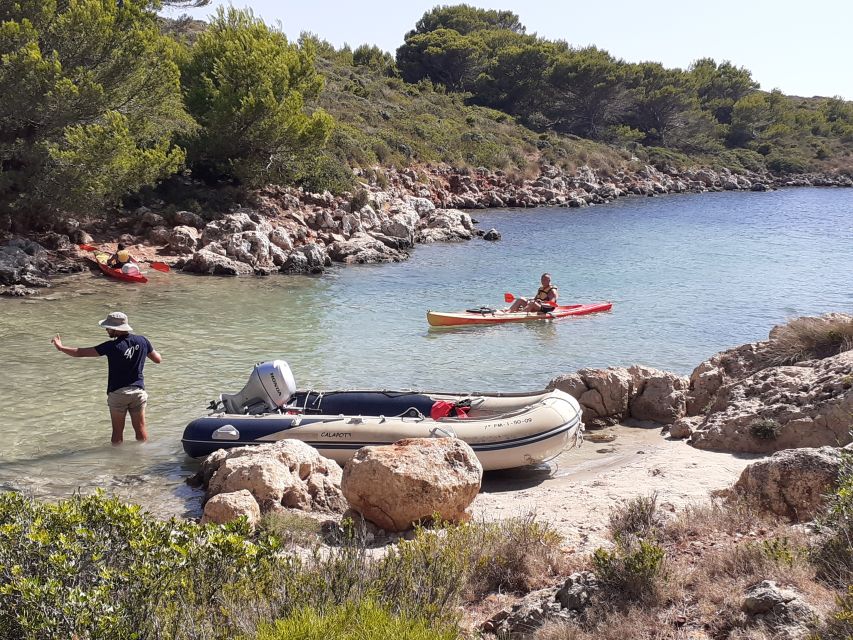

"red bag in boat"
[430, 401, 469, 420]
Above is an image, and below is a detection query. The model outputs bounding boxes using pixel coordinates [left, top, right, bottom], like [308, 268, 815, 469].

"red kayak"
[427, 302, 612, 327]
[90, 254, 148, 283]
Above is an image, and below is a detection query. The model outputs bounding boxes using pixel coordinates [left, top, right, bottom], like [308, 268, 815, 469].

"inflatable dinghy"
[181, 361, 584, 471]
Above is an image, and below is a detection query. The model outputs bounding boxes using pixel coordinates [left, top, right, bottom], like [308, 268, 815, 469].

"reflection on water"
[0, 188, 850, 516]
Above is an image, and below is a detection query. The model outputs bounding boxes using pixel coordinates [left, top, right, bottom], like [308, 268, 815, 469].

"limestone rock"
[733, 446, 844, 520]
[0, 242, 49, 286]
[417, 208, 474, 243]
[166, 225, 200, 255]
[225, 230, 273, 267]
[200, 212, 257, 246]
[201, 489, 261, 530]
[547, 365, 687, 425]
[269, 226, 293, 252]
[327, 232, 405, 264]
[138, 210, 166, 229]
[669, 416, 702, 439]
[201, 440, 346, 513]
[629, 366, 689, 424]
[483, 228, 501, 241]
[741, 580, 818, 639]
[686, 342, 767, 415]
[147, 226, 172, 246]
[281, 243, 330, 274]
[182, 249, 254, 276]
[1, 284, 38, 296]
[482, 572, 598, 637]
[173, 210, 205, 228]
[341, 438, 482, 531]
[690, 351, 853, 453]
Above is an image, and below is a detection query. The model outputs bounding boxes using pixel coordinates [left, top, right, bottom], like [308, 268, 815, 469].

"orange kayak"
[427, 302, 612, 327]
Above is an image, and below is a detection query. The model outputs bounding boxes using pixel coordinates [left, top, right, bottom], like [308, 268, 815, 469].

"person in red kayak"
[106, 244, 140, 276]
[508, 273, 558, 312]
[51, 312, 162, 445]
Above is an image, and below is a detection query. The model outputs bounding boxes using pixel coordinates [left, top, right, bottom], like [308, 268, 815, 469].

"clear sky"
[162, 0, 853, 100]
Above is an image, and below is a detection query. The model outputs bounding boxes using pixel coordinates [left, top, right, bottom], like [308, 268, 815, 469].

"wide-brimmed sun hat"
[98, 311, 133, 332]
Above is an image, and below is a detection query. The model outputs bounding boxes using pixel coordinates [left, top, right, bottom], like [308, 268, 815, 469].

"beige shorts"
[107, 386, 148, 412]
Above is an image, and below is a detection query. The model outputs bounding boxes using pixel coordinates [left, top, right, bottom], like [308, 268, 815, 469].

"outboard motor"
[219, 360, 297, 414]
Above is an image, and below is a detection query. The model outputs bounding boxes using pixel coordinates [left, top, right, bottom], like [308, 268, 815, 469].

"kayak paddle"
[78, 243, 97, 252]
[149, 262, 170, 273]
[504, 292, 515, 303]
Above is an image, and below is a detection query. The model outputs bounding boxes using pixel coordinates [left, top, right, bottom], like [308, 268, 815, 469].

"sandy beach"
[472, 424, 766, 552]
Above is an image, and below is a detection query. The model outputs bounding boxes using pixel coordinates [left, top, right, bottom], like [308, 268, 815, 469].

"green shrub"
[766, 152, 810, 173]
[0, 0, 192, 224]
[817, 586, 853, 640]
[0, 493, 565, 638]
[642, 146, 691, 170]
[750, 418, 781, 440]
[349, 189, 370, 212]
[732, 147, 767, 172]
[0, 491, 284, 640]
[755, 537, 806, 566]
[180, 7, 333, 187]
[296, 154, 355, 194]
[812, 453, 853, 587]
[592, 540, 668, 603]
[254, 599, 458, 640]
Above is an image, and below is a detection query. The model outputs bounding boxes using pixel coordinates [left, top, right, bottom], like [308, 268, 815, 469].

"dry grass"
[660, 498, 763, 542]
[459, 514, 571, 599]
[258, 510, 324, 546]
[608, 492, 663, 543]
[764, 314, 853, 365]
[526, 498, 837, 640]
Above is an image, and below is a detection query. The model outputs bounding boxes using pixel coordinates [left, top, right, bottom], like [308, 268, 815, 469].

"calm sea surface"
[0, 188, 850, 515]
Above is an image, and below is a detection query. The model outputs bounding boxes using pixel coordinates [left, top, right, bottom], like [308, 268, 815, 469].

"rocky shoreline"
[547, 313, 852, 453]
[1, 163, 851, 295]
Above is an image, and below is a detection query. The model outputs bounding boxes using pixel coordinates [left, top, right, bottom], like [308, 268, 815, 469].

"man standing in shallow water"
[52, 312, 162, 444]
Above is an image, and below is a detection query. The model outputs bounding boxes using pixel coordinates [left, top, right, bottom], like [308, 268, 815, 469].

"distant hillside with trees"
[1, 1, 850, 232]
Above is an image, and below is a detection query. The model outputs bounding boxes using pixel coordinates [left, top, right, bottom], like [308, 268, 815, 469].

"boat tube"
[181, 361, 584, 471]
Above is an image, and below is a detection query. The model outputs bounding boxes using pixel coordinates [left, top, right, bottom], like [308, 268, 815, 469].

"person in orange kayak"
[106, 244, 140, 275]
[508, 273, 558, 312]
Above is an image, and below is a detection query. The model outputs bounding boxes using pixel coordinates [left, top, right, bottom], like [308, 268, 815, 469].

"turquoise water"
[0, 187, 850, 515]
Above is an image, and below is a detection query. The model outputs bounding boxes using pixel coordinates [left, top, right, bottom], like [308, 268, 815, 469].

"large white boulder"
[341, 438, 483, 531]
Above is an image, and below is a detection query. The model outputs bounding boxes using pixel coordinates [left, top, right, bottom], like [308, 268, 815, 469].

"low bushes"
[0, 492, 566, 639]
[254, 599, 458, 640]
[383, 514, 567, 603]
[592, 495, 668, 604]
[812, 452, 853, 587]
[0, 491, 283, 640]
[592, 540, 667, 603]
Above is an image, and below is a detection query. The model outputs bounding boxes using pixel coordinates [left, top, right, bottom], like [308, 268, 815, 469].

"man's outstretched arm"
[52, 335, 99, 357]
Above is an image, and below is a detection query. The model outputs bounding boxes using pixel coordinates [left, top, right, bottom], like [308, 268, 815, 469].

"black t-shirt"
[95, 334, 154, 393]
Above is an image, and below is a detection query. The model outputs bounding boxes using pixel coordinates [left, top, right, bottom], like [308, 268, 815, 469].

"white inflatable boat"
[181, 361, 584, 471]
